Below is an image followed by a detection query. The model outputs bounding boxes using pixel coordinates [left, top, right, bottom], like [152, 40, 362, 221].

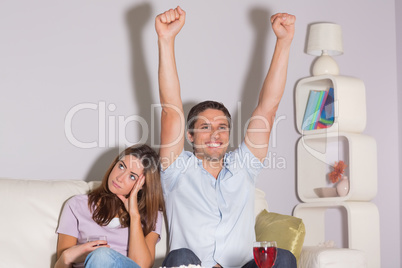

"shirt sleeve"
[240, 141, 264, 176]
[56, 196, 79, 238]
[152, 211, 164, 243]
[226, 141, 264, 180]
[160, 150, 190, 194]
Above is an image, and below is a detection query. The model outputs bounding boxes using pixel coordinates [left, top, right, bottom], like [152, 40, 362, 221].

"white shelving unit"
[293, 75, 380, 268]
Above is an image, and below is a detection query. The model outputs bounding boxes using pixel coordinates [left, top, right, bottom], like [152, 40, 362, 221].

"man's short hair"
[187, 100, 232, 135]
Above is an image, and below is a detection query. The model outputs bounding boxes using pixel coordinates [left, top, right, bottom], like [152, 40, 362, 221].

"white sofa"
[0, 178, 366, 268]
[0, 178, 271, 268]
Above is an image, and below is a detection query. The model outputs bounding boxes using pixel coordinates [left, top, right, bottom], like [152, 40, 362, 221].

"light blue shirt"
[161, 142, 263, 268]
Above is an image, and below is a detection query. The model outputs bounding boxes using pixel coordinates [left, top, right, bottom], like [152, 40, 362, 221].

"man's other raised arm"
[245, 13, 296, 162]
[155, 6, 186, 170]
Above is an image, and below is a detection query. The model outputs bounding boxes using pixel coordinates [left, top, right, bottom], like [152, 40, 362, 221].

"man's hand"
[155, 6, 186, 40]
[271, 13, 296, 43]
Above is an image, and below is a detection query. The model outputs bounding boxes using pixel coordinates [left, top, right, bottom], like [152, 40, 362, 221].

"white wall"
[396, 0, 402, 264]
[0, 0, 399, 266]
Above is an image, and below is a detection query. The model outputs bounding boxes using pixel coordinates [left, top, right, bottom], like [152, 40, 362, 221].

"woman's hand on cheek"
[117, 174, 145, 217]
[128, 174, 145, 217]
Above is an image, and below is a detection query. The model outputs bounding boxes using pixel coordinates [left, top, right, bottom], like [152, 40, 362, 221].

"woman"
[55, 144, 164, 268]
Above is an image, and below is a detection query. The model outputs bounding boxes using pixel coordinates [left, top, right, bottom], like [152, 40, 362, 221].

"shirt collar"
[192, 152, 233, 176]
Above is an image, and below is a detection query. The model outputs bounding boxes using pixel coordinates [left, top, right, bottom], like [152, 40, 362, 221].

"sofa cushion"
[255, 209, 305, 264]
[254, 188, 269, 217]
[0, 178, 91, 268]
[299, 246, 367, 268]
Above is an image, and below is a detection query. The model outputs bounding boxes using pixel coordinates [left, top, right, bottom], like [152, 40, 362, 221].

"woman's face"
[107, 155, 144, 197]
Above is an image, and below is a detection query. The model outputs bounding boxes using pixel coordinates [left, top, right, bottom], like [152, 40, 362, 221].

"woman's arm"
[127, 216, 160, 268]
[118, 174, 158, 268]
[54, 233, 109, 268]
[55, 234, 77, 268]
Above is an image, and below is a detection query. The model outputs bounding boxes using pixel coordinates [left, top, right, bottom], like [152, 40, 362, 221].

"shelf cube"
[297, 132, 377, 202]
[294, 201, 380, 268]
[295, 75, 366, 135]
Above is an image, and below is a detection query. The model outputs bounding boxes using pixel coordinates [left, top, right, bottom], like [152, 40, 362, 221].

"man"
[155, 6, 296, 268]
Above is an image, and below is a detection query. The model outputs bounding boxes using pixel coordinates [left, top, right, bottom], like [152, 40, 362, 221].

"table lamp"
[307, 23, 343, 76]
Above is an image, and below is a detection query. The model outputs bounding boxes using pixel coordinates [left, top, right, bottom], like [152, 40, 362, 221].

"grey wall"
[0, 0, 399, 266]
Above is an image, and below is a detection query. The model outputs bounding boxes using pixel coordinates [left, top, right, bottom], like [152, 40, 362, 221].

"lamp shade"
[307, 23, 343, 56]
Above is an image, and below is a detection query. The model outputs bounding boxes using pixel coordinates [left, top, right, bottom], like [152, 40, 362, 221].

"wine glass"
[253, 241, 277, 268]
[87, 235, 108, 246]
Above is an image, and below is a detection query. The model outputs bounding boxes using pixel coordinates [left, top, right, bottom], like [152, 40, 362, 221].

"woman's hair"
[88, 144, 164, 236]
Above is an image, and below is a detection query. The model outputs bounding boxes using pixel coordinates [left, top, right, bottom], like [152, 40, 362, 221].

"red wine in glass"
[253, 241, 277, 268]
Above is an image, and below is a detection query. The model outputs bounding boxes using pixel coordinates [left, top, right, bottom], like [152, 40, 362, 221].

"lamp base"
[312, 55, 339, 76]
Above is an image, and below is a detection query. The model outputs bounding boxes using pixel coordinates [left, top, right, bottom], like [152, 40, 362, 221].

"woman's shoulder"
[68, 194, 88, 201]
[65, 194, 89, 207]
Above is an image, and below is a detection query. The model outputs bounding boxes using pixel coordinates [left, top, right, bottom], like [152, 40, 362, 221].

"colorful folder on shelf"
[302, 90, 321, 130]
[311, 90, 328, 130]
[302, 88, 334, 130]
[317, 87, 334, 128]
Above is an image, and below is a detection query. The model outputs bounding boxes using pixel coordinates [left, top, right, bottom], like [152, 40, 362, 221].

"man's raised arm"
[155, 6, 186, 170]
[245, 13, 296, 162]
